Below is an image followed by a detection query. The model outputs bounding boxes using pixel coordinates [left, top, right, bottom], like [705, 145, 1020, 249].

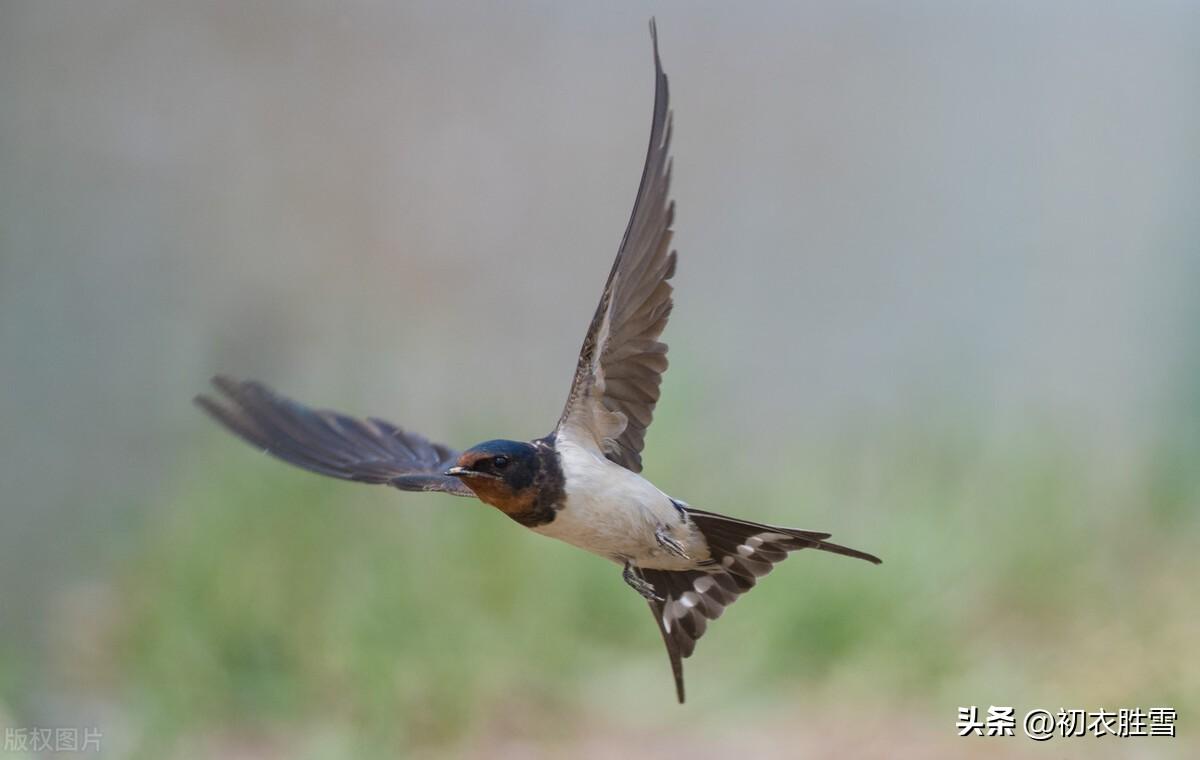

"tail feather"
[686, 507, 881, 564]
[650, 598, 686, 704]
[641, 507, 880, 703]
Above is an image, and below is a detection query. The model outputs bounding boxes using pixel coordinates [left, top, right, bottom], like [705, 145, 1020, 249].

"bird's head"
[446, 439, 541, 512]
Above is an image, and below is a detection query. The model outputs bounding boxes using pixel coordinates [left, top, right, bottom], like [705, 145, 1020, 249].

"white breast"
[533, 439, 709, 570]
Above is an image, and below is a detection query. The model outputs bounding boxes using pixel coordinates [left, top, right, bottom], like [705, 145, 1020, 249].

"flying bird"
[196, 21, 880, 704]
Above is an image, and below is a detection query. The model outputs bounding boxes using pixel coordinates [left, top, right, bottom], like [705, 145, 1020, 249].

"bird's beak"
[445, 465, 501, 480]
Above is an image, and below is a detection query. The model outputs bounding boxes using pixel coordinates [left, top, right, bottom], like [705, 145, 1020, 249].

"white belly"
[533, 439, 709, 570]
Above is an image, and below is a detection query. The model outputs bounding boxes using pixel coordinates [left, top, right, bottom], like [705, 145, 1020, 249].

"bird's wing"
[195, 376, 475, 497]
[555, 20, 676, 473]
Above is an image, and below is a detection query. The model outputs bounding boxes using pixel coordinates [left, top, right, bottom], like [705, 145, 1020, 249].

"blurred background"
[2, 1, 1198, 757]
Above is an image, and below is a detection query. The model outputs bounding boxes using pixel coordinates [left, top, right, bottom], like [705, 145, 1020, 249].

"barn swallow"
[196, 20, 880, 704]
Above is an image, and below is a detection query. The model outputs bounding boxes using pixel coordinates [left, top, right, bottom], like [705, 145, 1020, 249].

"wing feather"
[195, 376, 475, 497]
[556, 20, 677, 473]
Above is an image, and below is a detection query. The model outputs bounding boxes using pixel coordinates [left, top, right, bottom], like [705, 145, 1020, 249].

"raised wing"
[556, 20, 676, 473]
[195, 376, 475, 497]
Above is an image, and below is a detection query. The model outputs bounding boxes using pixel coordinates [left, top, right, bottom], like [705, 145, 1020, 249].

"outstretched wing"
[642, 508, 882, 703]
[195, 376, 475, 497]
[556, 20, 676, 474]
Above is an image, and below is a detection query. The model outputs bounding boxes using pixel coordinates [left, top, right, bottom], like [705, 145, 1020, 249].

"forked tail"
[641, 507, 881, 703]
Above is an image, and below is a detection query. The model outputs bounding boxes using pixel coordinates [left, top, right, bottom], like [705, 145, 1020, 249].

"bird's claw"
[623, 561, 664, 602]
[655, 524, 690, 559]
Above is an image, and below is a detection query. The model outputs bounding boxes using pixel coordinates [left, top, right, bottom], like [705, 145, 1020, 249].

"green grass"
[51, 421, 1200, 757]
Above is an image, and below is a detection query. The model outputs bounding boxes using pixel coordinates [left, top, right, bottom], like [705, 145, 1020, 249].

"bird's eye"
[493, 455, 510, 469]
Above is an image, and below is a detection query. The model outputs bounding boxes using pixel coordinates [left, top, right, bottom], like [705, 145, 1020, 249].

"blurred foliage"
[63, 418, 1197, 757]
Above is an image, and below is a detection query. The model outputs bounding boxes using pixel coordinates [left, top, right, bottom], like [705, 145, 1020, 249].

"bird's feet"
[623, 561, 664, 602]
[655, 524, 690, 559]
